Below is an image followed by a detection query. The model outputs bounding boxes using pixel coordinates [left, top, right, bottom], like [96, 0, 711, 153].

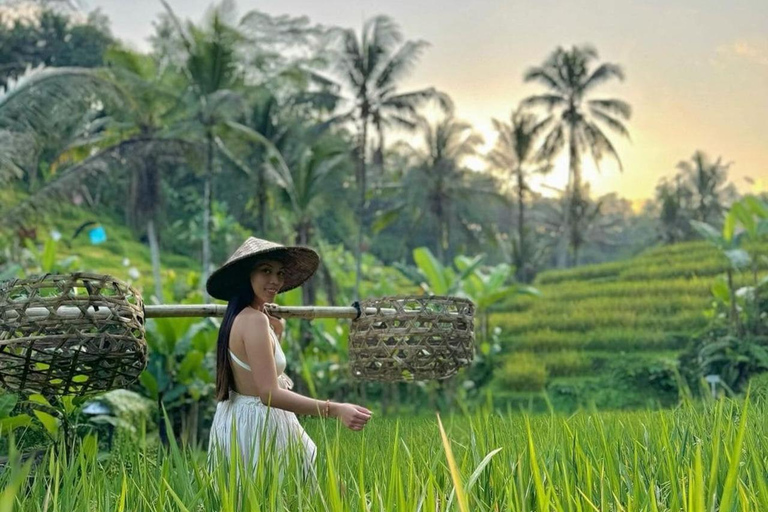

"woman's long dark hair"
[215, 285, 255, 401]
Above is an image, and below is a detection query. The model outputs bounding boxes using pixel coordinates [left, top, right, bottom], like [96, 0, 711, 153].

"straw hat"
[206, 237, 320, 301]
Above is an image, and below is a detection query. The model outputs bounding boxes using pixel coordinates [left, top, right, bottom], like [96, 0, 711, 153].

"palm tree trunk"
[147, 219, 164, 303]
[257, 162, 267, 234]
[296, 221, 316, 306]
[354, 113, 369, 301]
[435, 175, 446, 262]
[296, 221, 316, 350]
[321, 261, 337, 306]
[202, 132, 214, 302]
[516, 169, 527, 281]
[558, 124, 580, 268]
[573, 241, 581, 267]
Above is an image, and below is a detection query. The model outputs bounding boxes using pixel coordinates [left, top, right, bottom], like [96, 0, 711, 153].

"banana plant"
[20, 237, 79, 276]
[692, 195, 768, 335]
[399, 247, 540, 340]
[0, 391, 93, 454]
[454, 254, 540, 341]
[693, 195, 768, 392]
[396, 247, 484, 296]
[139, 306, 217, 446]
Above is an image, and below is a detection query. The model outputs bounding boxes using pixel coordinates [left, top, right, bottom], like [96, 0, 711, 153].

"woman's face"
[249, 259, 286, 304]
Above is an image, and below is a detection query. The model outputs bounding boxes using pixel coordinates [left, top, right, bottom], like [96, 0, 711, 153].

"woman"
[206, 237, 372, 480]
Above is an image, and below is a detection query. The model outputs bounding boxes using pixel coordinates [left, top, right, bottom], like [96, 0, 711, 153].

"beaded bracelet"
[324, 399, 331, 418]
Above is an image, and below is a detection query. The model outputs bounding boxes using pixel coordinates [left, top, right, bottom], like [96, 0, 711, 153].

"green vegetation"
[2, 397, 768, 510]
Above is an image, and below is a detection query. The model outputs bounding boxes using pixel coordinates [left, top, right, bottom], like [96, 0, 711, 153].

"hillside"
[489, 240, 768, 410]
[2, 201, 200, 300]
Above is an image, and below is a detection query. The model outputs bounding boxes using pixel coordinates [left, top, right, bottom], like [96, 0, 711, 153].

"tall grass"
[2, 396, 767, 510]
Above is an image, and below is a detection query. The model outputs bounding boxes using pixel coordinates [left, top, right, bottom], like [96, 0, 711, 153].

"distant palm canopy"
[522, 44, 632, 266]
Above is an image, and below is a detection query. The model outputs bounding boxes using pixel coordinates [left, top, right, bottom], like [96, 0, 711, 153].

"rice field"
[1, 396, 766, 511]
[489, 241, 768, 405]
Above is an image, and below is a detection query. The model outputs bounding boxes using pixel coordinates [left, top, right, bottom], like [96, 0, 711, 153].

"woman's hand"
[263, 303, 286, 338]
[332, 403, 373, 431]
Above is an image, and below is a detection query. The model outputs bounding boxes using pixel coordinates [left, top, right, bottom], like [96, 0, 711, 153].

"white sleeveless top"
[229, 324, 293, 390]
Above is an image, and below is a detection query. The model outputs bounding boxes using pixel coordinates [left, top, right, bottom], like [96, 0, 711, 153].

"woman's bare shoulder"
[233, 307, 269, 328]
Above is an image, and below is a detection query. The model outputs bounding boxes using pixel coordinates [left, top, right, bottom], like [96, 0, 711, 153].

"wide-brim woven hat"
[206, 237, 320, 301]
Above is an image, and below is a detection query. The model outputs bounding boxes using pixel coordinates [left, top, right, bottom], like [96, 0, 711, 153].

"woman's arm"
[239, 309, 333, 417]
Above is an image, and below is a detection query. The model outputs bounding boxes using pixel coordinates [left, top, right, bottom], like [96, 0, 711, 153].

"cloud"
[716, 37, 768, 67]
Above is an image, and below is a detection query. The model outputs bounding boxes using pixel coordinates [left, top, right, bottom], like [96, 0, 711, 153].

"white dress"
[207, 325, 317, 480]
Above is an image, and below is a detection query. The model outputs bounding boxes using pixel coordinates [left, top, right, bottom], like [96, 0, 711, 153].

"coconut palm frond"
[520, 93, 566, 111]
[374, 40, 430, 90]
[0, 138, 196, 228]
[0, 67, 125, 136]
[590, 109, 631, 139]
[582, 62, 625, 93]
[523, 68, 565, 94]
[582, 122, 624, 172]
[588, 98, 632, 120]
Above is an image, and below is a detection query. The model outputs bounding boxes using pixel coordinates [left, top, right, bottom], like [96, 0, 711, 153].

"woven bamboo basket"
[348, 295, 475, 381]
[0, 273, 146, 397]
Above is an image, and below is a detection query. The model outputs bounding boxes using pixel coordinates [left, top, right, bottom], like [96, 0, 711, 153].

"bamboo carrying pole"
[1, 304, 401, 322]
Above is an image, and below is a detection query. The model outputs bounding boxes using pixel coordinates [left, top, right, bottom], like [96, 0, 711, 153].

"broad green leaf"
[518, 285, 542, 297]
[0, 414, 34, 432]
[477, 288, 515, 310]
[27, 394, 51, 408]
[191, 326, 217, 353]
[413, 247, 448, 295]
[139, 371, 159, 399]
[61, 395, 78, 415]
[486, 264, 512, 291]
[41, 238, 56, 272]
[732, 202, 757, 238]
[690, 220, 725, 248]
[33, 410, 59, 435]
[743, 195, 768, 218]
[0, 393, 18, 418]
[178, 350, 204, 382]
[711, 277, 731, 304]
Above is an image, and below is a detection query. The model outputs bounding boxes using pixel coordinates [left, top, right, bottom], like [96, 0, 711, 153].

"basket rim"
[0, 272, 142, 301]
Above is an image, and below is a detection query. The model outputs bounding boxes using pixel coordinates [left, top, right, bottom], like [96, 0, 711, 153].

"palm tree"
[322, 15, 451, 298]
[487, 107, 551, 281]
[656, 174, 695, 243]
[676, 150, 735, 226]
[268, 127, 350, 308]
[375, 115, 502, 262]
[161, 4, 246, 301]
[522, 45, 631, 267]
[102, 47, 192, 303]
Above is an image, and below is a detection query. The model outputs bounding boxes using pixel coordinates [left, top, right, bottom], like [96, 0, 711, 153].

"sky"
[83, 0, 768, 202]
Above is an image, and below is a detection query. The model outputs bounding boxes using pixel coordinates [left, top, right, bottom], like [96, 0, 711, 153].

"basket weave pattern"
[349, 296, 475, 381]
[0, 273, 146, 397]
